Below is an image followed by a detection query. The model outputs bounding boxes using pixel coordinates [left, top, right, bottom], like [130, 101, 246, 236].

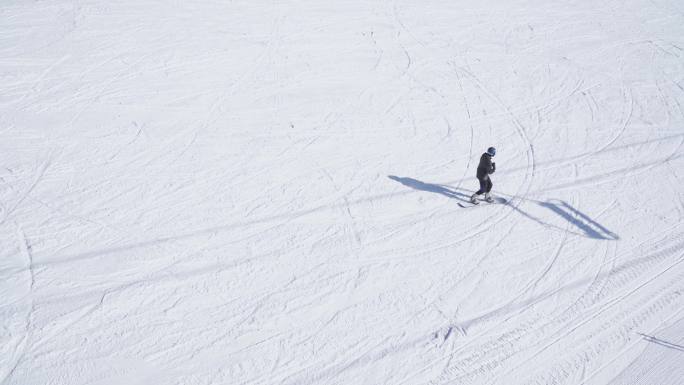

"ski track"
[1, 1, 684, 384]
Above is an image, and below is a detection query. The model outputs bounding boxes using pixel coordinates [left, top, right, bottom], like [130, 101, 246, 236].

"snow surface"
[1, 1, 684, 384]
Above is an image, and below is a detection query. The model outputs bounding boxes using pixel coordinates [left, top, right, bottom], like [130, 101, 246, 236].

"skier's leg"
[471, 177, 486, 203]
[484, 178, 494, 202]
[478, 177, 488, 194]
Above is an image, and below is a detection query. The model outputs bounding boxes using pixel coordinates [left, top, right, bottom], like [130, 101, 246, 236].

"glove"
[492, 162, 496, 172]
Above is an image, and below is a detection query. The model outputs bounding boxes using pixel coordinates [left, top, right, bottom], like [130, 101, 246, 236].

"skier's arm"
[491, 162, 496, 174]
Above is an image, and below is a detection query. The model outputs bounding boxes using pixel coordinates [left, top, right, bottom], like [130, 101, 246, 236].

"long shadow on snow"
[387, 175, 471, 202]
[388, 175, 619, 240]
[539, 200, 618, 240]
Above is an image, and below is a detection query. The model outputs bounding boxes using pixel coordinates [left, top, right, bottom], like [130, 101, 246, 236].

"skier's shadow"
[539, 200, 619, 240]
[387, 175, 471, 202]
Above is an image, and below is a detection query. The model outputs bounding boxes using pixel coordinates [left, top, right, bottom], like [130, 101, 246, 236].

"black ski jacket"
[476, 153, 495, 179]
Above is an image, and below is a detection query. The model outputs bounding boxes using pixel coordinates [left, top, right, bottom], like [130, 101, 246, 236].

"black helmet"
[487, 147, 496, 156]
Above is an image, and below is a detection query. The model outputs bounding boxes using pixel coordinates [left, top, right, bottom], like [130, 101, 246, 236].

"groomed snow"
[1, 1, 683, 384]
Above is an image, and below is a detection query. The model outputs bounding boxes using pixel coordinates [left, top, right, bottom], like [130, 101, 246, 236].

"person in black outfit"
[470, 147, 496, 203]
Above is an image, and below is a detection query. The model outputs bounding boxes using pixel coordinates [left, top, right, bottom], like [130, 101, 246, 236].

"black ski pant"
[475, 175, 492, 195]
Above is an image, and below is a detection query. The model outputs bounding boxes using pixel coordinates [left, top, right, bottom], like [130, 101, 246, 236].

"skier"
[470, 147, 496, 204]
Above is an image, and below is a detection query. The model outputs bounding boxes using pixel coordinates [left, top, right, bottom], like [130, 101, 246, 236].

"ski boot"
[470, 193, 479, 204]
[484, 193, 494, 203]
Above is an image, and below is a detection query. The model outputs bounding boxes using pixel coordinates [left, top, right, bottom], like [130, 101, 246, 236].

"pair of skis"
[458, 197, 507, 208]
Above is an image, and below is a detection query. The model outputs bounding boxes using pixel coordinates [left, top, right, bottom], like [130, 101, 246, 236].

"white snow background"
[1, 1, 683, 384]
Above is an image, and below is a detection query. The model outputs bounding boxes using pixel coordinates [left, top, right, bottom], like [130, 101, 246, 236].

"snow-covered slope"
[1, 1, 683, 384]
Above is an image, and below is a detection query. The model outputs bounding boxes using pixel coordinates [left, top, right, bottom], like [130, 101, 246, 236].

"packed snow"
[1, 1, 683, 384]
